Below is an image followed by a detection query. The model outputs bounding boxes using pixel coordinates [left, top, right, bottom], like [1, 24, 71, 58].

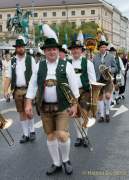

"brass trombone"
[60, 82, 105, 151]
[0, 113, 14, 146]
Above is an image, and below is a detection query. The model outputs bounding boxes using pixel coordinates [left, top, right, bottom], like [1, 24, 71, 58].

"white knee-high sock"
[47, 139, 61, 167]
[98, 100, 105, 117]
[58, 138, 71, 163]
[105, 99, 111, 115]
[20, 121, 29, 137]
[28, 118, 35, 133]
[74, 118, 83, 139]
[115, 90, 119, 99]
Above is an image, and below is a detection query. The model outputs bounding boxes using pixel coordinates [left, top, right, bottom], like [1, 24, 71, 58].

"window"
[52, 12, 56, 16]
[34, 13, 38, 17]
[81, 10, 85, 15]
[0, 25, 2, 32]
[91, 10, 95, 15]
[52, 22, 56, 26]
[81, 20, 85, 25]
[62, 11, 66, 16]
[43, 12, 47, 17]
[0, 14, 2, 19]
[7, 14, 11, 18]
[71, 11, 75, 16]
[71, 22, 76, 26]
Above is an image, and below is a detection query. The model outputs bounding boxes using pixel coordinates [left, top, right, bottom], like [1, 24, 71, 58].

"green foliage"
[34, 24, 44, 45]
[77, 22, 99, 37]
[51, 22, 77, 45]
[34, 21, 99, 45]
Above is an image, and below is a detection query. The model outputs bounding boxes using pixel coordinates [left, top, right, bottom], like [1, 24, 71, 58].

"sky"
[106, 0, 129, 18]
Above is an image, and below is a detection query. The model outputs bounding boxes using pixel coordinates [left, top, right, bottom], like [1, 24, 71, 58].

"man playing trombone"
[68, 40, 97, 147]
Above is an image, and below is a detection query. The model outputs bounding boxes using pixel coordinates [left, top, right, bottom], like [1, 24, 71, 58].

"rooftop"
[0, 0, 102, 8]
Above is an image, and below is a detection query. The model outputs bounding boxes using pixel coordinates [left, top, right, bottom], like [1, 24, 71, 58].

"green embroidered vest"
[68, 57, 90, 92]
[37, 59, 70, 111]
[11, 54, 32, 90]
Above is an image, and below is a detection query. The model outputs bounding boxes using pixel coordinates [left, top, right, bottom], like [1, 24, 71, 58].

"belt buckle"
[48, 80, 54, 87]
[47, 80, 56, 87]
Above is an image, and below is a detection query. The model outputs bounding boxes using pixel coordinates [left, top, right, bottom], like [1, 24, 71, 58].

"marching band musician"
[25, 38, 80, 176]
[68, 40, 96, 147]
[109, 47, 125, 105]
[4, 37, 36, 143]
[93, 41, 118, 123]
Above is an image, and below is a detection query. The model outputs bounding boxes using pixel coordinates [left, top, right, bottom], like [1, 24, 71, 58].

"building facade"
[0, 0, 129, 51]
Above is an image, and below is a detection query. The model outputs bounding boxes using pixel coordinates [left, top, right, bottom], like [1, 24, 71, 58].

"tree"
[77, 21, 99, 38]
[51, 22, 77, 46]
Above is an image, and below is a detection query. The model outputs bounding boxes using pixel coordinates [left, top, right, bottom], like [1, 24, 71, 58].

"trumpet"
[0, 113, 14, 146]
[99, 64, 113, 82]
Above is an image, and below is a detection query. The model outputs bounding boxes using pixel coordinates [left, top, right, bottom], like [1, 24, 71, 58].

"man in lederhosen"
[68, 40, 96, 147]
[25, 38, 79, 175]
[4, 37, 36, 143]
[93, 41, 118, 123]
[109, 47, 125, 105]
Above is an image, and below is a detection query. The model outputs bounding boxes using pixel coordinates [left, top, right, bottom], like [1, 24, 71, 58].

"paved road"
[0, 80, 129, 180]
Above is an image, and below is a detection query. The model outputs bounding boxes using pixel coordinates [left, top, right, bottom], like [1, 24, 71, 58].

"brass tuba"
[99, 64, 113, 81]
[85, 38, 97, 59]
[0, 113, 14, 146]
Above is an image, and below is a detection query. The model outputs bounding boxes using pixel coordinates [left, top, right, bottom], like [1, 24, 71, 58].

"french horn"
[99, 64, 113, 81]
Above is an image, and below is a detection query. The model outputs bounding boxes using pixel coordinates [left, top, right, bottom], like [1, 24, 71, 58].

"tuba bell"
[0, 113, 14, 146]
[85, 38, 97, 59]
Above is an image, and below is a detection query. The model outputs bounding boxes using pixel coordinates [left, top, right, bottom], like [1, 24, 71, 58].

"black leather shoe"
[82, 137, 89, 148]
[19, 135, 29, 144]
[63, 161, 73, 175]
[105, 114, 110, 123]
[98, 117, 104, 123]
[46, 164, 62, 176]
[29, 132, 36, 142]
[122, 95, 125, 99]
[115, 98, 119, 105]
[74, 138, 83, 147]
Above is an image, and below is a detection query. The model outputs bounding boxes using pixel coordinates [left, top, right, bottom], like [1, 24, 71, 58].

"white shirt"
[101, 52, 107, 63]
[26, 59, 80, 102]
[72, 57, 96, 88]
[119, 57, 125, 74]
[7, 54, 36, 87]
